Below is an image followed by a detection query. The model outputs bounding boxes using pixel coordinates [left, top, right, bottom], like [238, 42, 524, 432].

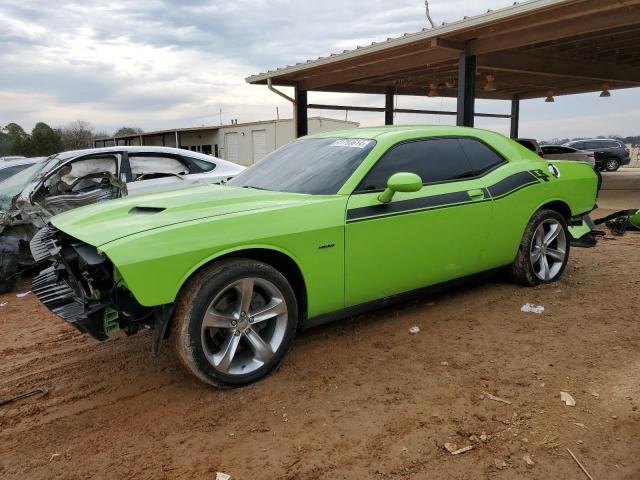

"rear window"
[515, 139, 537, 152]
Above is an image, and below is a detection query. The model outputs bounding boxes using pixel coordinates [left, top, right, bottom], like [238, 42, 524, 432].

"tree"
[11, 122, 63, 156]
[0, 123, 28, 156]
[59, 120, 96, 150]
[113, 126, 144, 137]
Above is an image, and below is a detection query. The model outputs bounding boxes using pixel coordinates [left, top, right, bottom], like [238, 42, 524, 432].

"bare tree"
[59, 120, 96, 150]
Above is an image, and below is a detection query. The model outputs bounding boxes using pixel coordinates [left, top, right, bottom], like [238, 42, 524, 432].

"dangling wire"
[425, 1, 435, 28]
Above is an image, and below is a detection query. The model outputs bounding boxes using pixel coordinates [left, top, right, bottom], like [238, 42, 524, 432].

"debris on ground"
[215, 473, 231, 480]
[521, 303, 544, 314]
[560, 391, 576, 406]
[567, 448, 594, 480]
[482, 391, 513, 405]
[0, 302, 7, 307]
[444, 443, 474, 455]
[409, 326, 420, 334]
[591, 392, 600, 398]
[523, 453, 535, 467]
[439, 361, 449, 366]
[15, 291, 30, 298]
[573, 422, 586, 428]
[0, 386, 49, 407]
[49, 453, 60, 462]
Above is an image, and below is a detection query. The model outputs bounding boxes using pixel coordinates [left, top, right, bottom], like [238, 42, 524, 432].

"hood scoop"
[129, 206, 166, 215]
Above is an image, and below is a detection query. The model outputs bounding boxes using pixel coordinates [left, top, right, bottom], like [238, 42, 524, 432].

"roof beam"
[479, 51, 640, 84]
[468, 3, 640, 55]
[299, 48, 456, 90]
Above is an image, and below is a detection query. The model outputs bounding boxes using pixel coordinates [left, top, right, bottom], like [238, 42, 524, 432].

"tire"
[173, 258, 298, 388]
[511, 209, 570, 287]
[604, 157, 620, 172]
[0, 241, 21, 293]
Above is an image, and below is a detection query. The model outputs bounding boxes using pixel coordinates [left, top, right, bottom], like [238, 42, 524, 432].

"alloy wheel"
[606, 158, 619, 171]
[200, 277, 288, 375]
[529, 219, 567, 281]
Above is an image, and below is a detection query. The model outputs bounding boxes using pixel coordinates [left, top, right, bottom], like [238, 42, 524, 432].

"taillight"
[587, 152, 594, 157]
[538, 152, 544, 158]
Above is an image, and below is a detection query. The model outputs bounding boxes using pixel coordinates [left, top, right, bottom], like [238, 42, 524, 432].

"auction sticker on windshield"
[329, 139, 372, 149]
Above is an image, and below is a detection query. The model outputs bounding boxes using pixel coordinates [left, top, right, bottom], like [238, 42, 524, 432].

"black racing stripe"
[346, 172, 540, 223]
[347, 190, 472, 221]
[487, 171, 538, 198]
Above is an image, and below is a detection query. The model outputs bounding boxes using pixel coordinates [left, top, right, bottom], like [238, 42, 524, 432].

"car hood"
[50, 184, 319, 247]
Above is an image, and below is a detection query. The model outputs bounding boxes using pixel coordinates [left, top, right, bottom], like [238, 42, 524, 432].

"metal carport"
[246, 0, 640, 138]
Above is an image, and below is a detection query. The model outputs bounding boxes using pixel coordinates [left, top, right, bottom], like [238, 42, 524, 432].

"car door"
[33, 154, 122, 215]
[124, 153, 195, 196]
[344, 137, 495, 307]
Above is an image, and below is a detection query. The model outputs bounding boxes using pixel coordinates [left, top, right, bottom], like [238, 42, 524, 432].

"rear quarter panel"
[484, 158, 597, 267]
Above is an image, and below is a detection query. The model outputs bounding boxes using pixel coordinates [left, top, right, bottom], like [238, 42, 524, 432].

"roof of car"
[57, 146, 226, 163]
[567, 138, 621, 143]
[305, 125, 504, 142]
[0, 157, 42, 169]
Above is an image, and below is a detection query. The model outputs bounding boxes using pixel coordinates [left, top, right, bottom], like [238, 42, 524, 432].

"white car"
[541, 145, 596, 168]
[0, 146, 244, 292]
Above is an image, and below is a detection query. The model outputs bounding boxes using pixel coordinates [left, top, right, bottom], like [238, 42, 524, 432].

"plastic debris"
[409, 326, 420, 334]
[521, 303, 544, 314]
[49, 453, 60, 462]
[444, 442, 474, 455]
[573, 422, 586, 428]
[15, 291, 30, 298]
[0, 302, 7, 307]
[560, 391, 576, 406]
[216, 473, 231, 480]
[523, 453, 535, 467]
[482, 391, 513, 405]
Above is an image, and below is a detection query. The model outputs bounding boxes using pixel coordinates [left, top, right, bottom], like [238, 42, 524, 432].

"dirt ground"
[1, 171, 639, 479]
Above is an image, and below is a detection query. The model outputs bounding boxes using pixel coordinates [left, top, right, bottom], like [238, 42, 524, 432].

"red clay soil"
[1, 233, 639, 480]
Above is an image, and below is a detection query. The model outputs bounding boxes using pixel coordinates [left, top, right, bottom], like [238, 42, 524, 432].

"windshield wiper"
[241, 185, 269, 191]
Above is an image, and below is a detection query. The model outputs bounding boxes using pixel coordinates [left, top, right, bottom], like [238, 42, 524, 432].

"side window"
[459, 138, 505, 175]
[43, 156, 118, 194]
[185, 156, 216, 172]
[357, 138, 474, 191]
[128, 154, 189, 181]
[570, 142, 585, 150]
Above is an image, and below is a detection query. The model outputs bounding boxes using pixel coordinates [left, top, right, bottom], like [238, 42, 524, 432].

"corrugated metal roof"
[246, 0, 569, 83]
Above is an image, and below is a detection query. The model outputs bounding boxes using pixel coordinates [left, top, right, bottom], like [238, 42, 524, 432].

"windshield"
[228, 138, 376, 194]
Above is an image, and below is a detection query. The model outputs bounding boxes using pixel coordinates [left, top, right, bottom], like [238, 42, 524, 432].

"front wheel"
[173, 259, 298, 387]
[511, 209, 570, 286]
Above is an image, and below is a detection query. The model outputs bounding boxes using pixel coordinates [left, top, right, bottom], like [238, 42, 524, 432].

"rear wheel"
[511, 209, 570, 286]
[173, 259, 298, 387]
[604, 157, 620, 172]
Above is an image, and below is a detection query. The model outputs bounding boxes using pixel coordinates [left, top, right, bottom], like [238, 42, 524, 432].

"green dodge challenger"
[31, 126, 597, 387]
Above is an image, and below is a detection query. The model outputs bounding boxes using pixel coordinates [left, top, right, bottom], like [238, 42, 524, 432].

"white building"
[94, 117, 359, 166]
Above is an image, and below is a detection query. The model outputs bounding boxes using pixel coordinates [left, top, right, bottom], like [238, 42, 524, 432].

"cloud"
[0, 0, 638, 139]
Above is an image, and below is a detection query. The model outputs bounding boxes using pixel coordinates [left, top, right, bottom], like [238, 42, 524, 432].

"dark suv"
[563, 139, 630, 171]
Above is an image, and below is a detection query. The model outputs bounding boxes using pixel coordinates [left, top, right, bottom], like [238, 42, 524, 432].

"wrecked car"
[0, 146, 244, 292]
[31, 126, 597, 387]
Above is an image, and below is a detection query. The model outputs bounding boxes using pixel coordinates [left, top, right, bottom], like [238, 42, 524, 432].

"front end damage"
[30, 226, 156, 341]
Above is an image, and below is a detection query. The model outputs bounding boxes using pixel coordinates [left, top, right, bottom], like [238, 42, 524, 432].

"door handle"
[467, 189, 485, 200]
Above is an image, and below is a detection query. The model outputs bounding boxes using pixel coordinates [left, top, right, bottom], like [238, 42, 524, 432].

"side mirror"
[378, 172, 423, 203]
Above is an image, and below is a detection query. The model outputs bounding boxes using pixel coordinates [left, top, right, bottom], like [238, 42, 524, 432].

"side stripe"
[346, 171, 539, 223]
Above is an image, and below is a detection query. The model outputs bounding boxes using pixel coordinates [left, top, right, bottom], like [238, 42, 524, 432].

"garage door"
[225, 132, 239, 164]
[251, 130, 267, 164]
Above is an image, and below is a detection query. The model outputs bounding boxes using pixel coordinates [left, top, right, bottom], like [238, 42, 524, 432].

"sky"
[1, 0, 638, 141]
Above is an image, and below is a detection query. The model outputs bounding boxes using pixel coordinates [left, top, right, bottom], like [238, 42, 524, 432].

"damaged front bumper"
[30, 226, 152, 340]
